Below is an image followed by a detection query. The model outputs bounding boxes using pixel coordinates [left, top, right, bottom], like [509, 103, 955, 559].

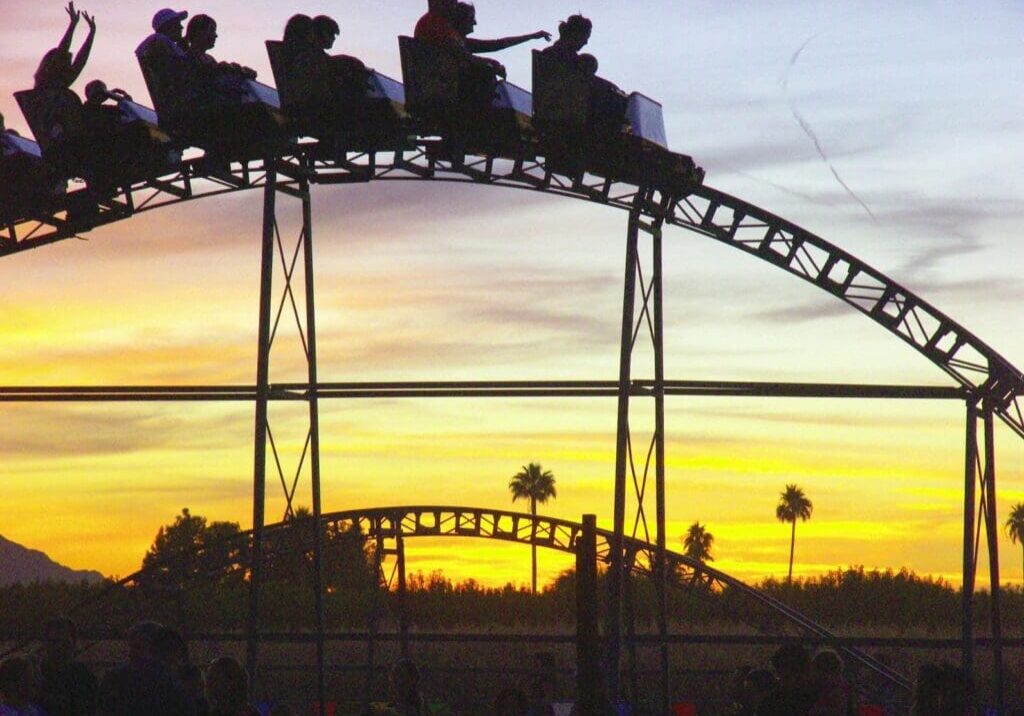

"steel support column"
[607, 195, 669, 708]
[983, 405, 1004, 714]
[396, 530, 410, 658]
[247, 169, 277, 695]
[607, 207, 641, 699]
[576, 514, 600, 715]
[652, 221, 669, 716]
[962, 399, 978, 679]
[623, 546, 638, 706]
[301, 183, 327, 713]
[246, 169, 325, 705]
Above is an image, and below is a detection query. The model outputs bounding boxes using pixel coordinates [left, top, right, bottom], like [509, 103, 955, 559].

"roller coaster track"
[32, 505, 911, 694]
[3, 142, 1022, 441]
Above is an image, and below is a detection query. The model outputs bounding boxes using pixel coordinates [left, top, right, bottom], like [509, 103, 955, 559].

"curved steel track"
[3, 143, 1021, 440]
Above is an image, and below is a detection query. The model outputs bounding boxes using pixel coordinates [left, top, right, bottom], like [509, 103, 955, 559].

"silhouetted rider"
[312, 15, 371, 88]
[542, 14, 627, 132]
[183, 13, 257, 107]
[453, 3, 549, 56]
[136, 7, 188, 63]
[35, 2, 96, 93]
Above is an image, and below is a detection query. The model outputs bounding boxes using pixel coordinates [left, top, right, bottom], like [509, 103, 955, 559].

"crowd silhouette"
[0, 616, 982, 714]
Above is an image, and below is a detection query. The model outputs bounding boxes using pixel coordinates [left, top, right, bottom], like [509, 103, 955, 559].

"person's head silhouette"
[185, 14, 217, 53]
[558, 14, 592, 52]
[453, 2, 476, 37]
[283, 14, 314, 47]
[428, 0, 458, 20]
[152, 8, 188, 43]
[312, 15, 339, 51]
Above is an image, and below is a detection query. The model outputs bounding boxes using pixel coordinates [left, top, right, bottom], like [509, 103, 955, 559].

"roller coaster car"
[532, 51, 703, 195]
[266, 41, 409, 154]
[137, 52, 287, 162]
[0, 132, 66, 225]
[14, 88, 178, 196]
[398, 36, 533, 158]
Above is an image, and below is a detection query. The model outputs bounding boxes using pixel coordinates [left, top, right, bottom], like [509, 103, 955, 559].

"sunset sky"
[2, 1, 1024, 591]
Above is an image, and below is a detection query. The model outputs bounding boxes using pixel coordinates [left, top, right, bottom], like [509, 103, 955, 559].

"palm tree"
[682, 521, 714, 587]
[776, 484, 813, 583]
[1005, 503, 1024, 585]
[509, 462, 557, 594]
[682, 522, 714, 563]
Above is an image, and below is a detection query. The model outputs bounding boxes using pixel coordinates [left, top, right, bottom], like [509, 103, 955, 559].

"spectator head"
[557, 14, 592, 51]
[153, 625, 188, 668]
[269, 705, 297, 716]
[186, 14, 218, 53]
[912, 662, 973, 716]
[742, 668, 776, 710]
[312, 15, 340, 50]
[127, 620, 163, 663]
[44, 616, 78, 663]
[283, 14, 315, 47]
[771, 643, 810, 684]
[0, 657, 36, 708]
[34, 48, 72, 90]
[495, 687, 528, 716]
[812, 649, 844, 682]
[180, 663, 205, 704]
[84, 79, 110, 105]
[152, 8, 188, 41]
[453, 2, 476, 36]
[389, 658, 420, 705]
[578, 53, 598, 75]
[206, 657, 249, 713]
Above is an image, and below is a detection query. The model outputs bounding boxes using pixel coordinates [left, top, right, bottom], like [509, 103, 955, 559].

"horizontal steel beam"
[0, 380, 966, 403]
[60, 630, 1024, 650]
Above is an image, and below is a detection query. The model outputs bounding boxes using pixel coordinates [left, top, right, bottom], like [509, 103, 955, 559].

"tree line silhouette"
[9, 472, 1024, 639]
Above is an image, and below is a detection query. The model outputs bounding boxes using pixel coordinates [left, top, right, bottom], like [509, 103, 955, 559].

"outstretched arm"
[56, 2, 81, 55]
[66, 10, 96, 86]
[465, 30, 550, 54]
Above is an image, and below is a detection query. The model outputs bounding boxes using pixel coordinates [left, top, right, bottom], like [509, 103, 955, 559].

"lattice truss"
[4, 144, 1021, 439]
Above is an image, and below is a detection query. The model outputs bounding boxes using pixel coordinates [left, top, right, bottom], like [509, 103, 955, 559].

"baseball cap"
[152, 8, 188, 31]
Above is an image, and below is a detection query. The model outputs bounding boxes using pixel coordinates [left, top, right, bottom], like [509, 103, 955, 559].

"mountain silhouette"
[0, 534, 104, 586]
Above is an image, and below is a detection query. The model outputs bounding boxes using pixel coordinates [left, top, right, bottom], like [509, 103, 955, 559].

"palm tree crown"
[776, 484, 813, 524]
[509, 463, 557, 507]
[682, 522, 714, 563]
[1005, 502, 1024, 584]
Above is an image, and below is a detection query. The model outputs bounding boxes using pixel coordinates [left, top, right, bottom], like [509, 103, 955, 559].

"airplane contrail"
[781, 35, 877, 223]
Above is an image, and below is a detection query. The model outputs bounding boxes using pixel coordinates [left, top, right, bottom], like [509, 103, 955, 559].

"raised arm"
[55, 2, 81, 55]
[464, 30, 550, 54]
[66, 11, 96, 87]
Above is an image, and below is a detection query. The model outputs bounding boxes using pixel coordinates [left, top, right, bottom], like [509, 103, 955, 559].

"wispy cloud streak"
[781, 35, 877, 223]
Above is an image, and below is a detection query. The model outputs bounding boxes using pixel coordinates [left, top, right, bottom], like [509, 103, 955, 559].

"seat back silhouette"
[532, 50, 590, 130]
[14, 89, 83, 158]
[1, 132, 64, 224]
[137, 51, 191, 131]
[398, 35, 461, 126]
